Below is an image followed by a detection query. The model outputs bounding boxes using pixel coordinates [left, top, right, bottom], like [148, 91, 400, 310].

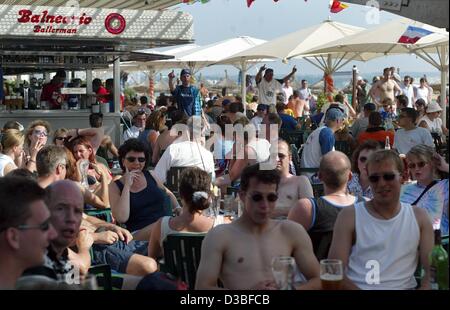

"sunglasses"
[17, 218, 51, 232]
[249, 193, 278, 203]
[368, 173, 398, 183]
[407, 161, 427, 170]
[125, 156, 146, 163]
[358, 156, 368, 163]
[33, 130, 48, 137]
[55, 136, 68, 141]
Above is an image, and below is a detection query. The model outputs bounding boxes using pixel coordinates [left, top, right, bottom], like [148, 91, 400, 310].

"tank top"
[0, 154, 16, 177]
[308, 195, 364, 261]
[347, 201, 419, 290]
[159, 215, 225, 247]
[115, 170, 170, 232]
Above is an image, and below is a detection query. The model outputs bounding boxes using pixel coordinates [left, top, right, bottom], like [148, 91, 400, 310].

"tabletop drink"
[320, 259, 343, 290]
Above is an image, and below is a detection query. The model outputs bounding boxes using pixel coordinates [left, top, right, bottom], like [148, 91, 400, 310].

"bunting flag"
[182, 0, 209, 4]
[247, 0, 283, 8]
[397, 26, 433, 44]
[330, 0, 348, 13]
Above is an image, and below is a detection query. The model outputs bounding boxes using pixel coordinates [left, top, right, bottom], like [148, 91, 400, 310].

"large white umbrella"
[220, 20, 370, 101]
[304, 17, 449, 123]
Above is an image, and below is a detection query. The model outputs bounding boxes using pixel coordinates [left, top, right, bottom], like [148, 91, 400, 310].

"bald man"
[288, 151, 366, 260]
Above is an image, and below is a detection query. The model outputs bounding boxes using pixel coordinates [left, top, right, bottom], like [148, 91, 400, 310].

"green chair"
[162, 233, 206, 289]
[290, 144, 301, 176]
[165, 167, 190, 196]
[85, 209, 113, 223]
[88, 264, 112, 290]
[279, 129, 304, 149]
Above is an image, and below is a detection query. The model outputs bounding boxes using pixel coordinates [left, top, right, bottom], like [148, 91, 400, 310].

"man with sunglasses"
[0, 177, 57, 289]
[196, 164, 320, 290]
[329, 150, 434, 289]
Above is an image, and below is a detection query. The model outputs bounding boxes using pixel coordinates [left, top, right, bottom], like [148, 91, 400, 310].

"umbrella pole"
[241, 60, 247, 113]
[440, 45, 448, 126]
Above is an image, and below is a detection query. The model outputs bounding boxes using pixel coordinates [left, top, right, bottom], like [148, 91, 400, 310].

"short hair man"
[196, 164, 320, 290]
[168, 69, 202, 117]
[369, 67, 403, 108]
[328, 150, 434, 289]
[357, 111, 395, 147]
[123, 109, 147, 142]
[288, 151, 364, 260]
[394, 108, 434, 154]
[0, 177, 57, 289]
[255, 65, 297, 106]
[273, 140, 313, 219]
[36, 145, 68, 189]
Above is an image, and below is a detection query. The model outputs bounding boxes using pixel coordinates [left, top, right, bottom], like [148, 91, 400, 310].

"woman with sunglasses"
[109, 139, 178, 241]
[53, 128, 69, 146]
[401, 144, 449, 236]
[0, 129, 25, 177]
[24, 120, 51, 173]
[148, 167, 230, 259]
[347, 140, 382, 199]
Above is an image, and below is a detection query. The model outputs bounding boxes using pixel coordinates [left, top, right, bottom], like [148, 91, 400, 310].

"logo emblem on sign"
[105, 13, 126, 34]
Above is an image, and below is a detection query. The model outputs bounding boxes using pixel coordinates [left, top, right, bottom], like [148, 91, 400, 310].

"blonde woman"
[24, 120, 51, 173]
[0, 129, 25, 176]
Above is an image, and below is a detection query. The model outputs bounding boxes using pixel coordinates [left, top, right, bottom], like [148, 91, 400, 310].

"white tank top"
[347, 201, 420, 290]
[0, 154, 16, 177]
[159, 215, 225, 247]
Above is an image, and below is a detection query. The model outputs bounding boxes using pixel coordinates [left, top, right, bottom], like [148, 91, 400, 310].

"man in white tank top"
[328, 150, 434, 290]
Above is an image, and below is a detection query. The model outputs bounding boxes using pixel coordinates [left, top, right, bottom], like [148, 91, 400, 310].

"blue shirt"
[318, 126, 335, 155]
[172, 85, 202, 117]
[279, 113, 298, 131]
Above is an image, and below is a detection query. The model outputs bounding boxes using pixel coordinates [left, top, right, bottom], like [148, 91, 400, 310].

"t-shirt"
[400, 84, 414, 108]
[96, 86, 109, 104]
[393, 127, 434, 154]
[257, 78, 283, 105]
[282, 86, 293, 104]
[279, 113, 298, 130]
[401, 179, 448, 235]
[41, 82, 65, 109]
[415, 86, 430, 104]
[301, 126, 335, 170]
[171, 85, 202, 117]
[358, 127, 394, 146]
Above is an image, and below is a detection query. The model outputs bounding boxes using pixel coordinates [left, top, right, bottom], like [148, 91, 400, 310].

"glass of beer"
[320, 259, 343, 290]
[271, 256, 295, 290]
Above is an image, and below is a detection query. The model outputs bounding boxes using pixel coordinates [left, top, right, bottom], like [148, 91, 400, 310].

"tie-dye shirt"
[400, 179, 449, 235]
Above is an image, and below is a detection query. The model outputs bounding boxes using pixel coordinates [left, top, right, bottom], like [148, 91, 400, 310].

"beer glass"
[223, 194, 235, 220]
[320, 259, 343, 290]
[271, 256, 295, 290]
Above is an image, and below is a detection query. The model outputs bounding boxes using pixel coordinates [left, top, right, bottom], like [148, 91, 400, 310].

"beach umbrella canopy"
[304, 17, 449, 123]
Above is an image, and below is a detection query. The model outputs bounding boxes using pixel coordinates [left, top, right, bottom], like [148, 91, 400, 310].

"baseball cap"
[257, 103, 268, 111]
[325, 107, 345, 121]
[363, 102, 376, 111]
[222, 99, 231, 106]
[180, 69, 191, 76]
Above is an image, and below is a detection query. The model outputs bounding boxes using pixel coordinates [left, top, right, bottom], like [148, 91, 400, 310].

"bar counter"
[0, 109, 122, 146]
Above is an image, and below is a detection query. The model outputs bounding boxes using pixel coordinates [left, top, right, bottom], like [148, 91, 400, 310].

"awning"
[0, 0, 181, 10]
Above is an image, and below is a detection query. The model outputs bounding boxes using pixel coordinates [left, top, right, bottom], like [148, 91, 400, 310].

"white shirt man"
[400, 76, 415, 108]
[255, 65, 297, 106]
[153, 138, 215, 184]
[282, 80, 293, 105]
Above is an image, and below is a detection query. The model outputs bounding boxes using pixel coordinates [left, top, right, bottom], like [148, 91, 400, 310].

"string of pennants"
[181, 0, 349, 14]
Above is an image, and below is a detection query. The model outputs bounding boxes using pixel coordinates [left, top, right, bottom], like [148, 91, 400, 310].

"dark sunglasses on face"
[17, 218, 51, 232]
[125, 156, 146, 163]
[368, 173, 398, 183]
[249, 193, 278, 202]
[55, 136, 68, 141]
[408, 161, 427, 170]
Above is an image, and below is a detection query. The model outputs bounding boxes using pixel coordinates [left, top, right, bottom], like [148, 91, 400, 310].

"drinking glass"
[320, 259, 344, 290]
[223, 194, 235, 219]
[271, 256, 295, 290]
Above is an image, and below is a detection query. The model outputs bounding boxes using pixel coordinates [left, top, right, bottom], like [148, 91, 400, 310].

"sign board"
[60, 88, 86, 95]
[0, 5, 193, 41]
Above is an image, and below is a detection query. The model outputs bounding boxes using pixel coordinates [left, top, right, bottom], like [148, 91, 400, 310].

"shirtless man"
[195, 164, 320, 290]
[369, 68, 403, 108]
[272, 140, 313, 219]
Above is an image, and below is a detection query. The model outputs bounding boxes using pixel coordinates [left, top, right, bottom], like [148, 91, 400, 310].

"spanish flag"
[330, 0, 348, 13]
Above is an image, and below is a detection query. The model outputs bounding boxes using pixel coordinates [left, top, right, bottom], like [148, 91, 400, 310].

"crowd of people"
[0, 66, 448, 290]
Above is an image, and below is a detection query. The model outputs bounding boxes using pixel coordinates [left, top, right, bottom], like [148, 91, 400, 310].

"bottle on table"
[384, 136, 391, 150]
[429, 229, 448, 290]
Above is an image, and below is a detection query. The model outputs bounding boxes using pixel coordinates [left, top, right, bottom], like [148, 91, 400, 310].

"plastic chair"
[162, 233, 206, 289]
[279, 129, 304, 149]
[165, 167, 190, 195]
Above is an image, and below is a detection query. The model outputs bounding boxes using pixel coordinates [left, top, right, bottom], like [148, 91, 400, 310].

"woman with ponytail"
[148, 167, 230, 259]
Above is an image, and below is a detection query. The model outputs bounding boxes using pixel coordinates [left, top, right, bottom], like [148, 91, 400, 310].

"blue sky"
[171, 0, 439, 77]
